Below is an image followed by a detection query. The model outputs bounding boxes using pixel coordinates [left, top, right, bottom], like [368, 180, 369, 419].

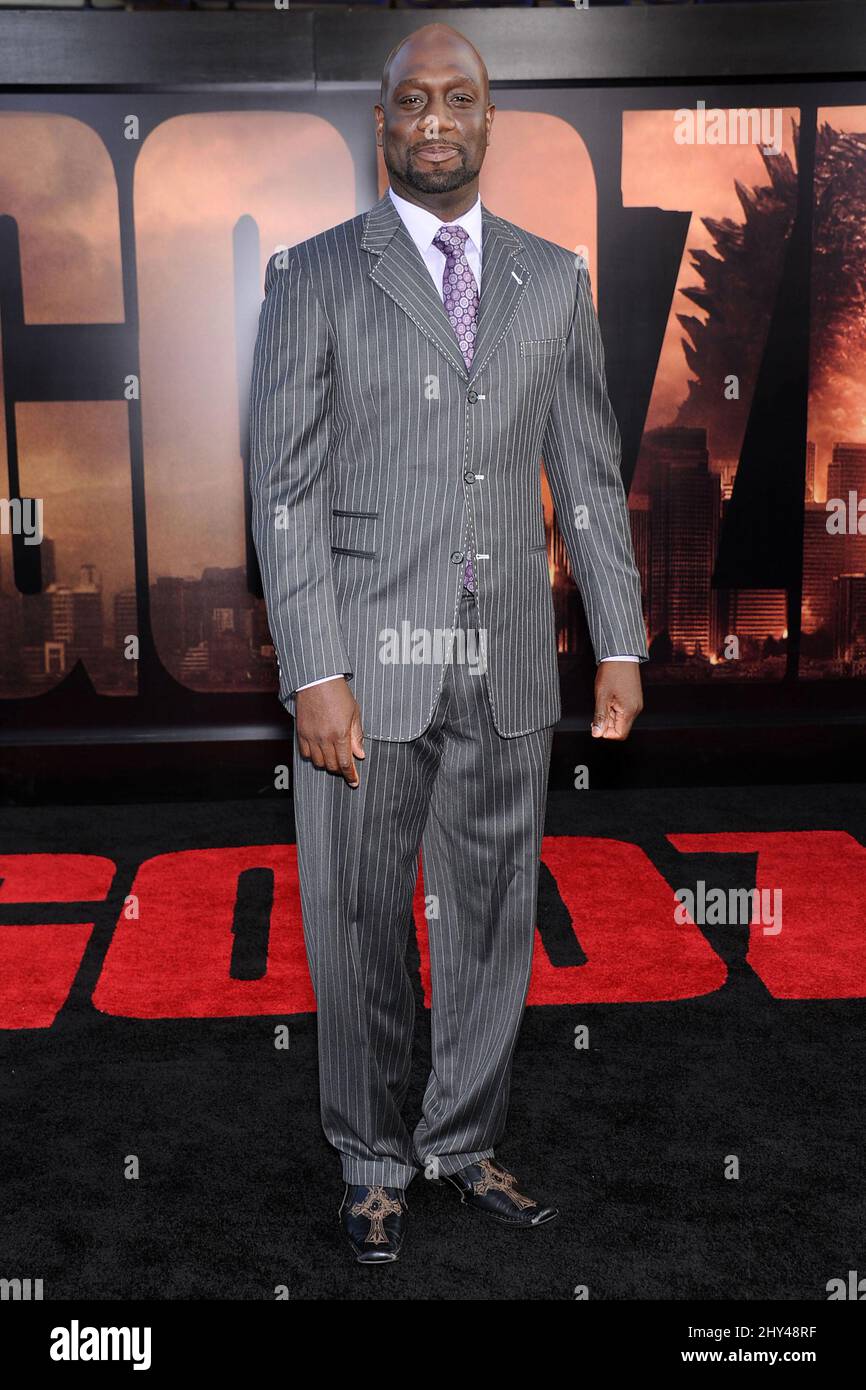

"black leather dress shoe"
[442, 1158, 558, 1228]
[339, 1183, 408, 1263]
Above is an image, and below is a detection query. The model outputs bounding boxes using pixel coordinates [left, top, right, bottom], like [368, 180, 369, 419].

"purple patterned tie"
[433, 224, 479, 594]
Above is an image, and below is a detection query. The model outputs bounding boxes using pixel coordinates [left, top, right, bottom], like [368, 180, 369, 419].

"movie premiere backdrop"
[1, 12, 865, 741]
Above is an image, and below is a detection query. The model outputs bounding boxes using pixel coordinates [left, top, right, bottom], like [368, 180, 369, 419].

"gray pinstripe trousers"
[292, 590, 554, 1188]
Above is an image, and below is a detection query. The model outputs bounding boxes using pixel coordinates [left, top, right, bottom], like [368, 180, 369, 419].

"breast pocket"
[519, 338, 567, 357]
[518, 337, 567, 407]
[330, 508, 379, 557]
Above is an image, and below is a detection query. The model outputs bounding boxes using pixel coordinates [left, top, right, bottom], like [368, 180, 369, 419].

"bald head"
[380, 23, 489, 106]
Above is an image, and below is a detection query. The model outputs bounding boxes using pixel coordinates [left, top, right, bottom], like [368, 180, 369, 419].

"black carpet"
[1, 783, 864, 1300]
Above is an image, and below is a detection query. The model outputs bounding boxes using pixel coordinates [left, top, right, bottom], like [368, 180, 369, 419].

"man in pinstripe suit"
[249, 23, 647, 1264]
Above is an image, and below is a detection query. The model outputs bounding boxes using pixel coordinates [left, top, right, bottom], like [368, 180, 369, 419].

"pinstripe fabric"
[249, 192, 647, 1189]
[249, 191, 648, 742]
[292, 590, 553, 1187]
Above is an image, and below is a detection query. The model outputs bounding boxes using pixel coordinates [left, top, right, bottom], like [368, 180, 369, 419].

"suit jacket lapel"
[470, 205, 531, 384]
[362, 191, 469, 379]
[361, 191, 531, 385]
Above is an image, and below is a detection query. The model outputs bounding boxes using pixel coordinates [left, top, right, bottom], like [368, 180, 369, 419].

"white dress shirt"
[295, 186, 637, 690]
[387, 184, 483, 296]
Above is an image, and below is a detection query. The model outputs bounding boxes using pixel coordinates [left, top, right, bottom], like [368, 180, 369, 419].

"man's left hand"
[591, 662, 643, 740]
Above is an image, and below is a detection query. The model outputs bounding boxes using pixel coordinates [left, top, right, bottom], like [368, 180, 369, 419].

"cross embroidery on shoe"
[351, 1185, 403, 1244]
[472, 1159, 537, 1210]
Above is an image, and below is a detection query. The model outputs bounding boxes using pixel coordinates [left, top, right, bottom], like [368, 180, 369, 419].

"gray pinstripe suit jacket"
[249, 189, 648, 741]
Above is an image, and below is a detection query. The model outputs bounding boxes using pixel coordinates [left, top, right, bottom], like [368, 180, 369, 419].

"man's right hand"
[295, 678, 365, 787]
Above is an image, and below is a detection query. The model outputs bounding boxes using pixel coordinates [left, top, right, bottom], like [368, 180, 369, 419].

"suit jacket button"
[464, 470, 476, 484]
[467, 389, 478, 404]
[450, 551, 464, 564]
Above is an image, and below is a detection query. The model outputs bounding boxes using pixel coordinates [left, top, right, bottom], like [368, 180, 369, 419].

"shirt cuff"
[294, 674, 346, 691]
[599, 655, 640, 663]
